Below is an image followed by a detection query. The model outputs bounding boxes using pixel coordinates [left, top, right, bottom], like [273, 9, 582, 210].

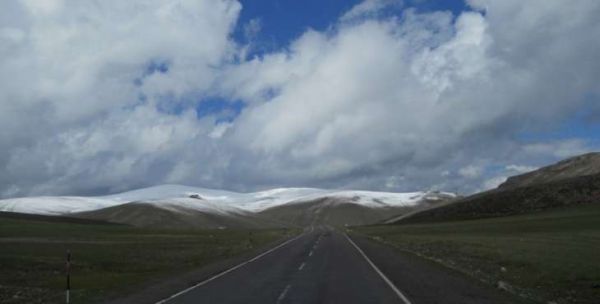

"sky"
[0, 0, 599, 197]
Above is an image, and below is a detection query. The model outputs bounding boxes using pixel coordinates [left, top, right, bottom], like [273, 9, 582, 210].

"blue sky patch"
[234, 0, 360, 54]
[234, 0, 470, 57]
[518, 99, 600, 143]
[196, 97, 246, 123]
[134, 60, 170, 86]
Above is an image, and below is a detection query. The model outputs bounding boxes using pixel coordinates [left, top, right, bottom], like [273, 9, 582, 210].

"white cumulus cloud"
[1, 0, 600, 197]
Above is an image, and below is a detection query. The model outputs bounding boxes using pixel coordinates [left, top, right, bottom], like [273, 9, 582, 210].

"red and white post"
[66, 250, 71, 304]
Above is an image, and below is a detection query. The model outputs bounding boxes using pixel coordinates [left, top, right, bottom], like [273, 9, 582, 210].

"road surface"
[151, 226, 516, 304]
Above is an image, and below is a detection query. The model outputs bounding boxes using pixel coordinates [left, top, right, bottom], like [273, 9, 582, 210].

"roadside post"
[66, 250, 71, 304]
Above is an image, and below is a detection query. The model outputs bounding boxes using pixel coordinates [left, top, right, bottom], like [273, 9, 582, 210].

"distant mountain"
[499, 152, 600, 189]
[259, 192, 456, 227]
[0, 196, 121, 215]
[0, 185, 456, 228]
[74, 202, 283, 229]
[391, 152, 600, 224]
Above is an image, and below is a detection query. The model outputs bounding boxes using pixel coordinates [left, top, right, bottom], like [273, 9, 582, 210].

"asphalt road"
[156, 226, 516, 304]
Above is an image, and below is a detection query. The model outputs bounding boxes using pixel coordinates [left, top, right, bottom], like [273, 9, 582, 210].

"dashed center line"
[308, 250, 313, 257]
[277, 284, 291, 303]
[298, 262, 306, 271]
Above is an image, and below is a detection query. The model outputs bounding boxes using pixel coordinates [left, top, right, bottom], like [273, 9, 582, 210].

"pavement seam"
[344, 233, 412, 304]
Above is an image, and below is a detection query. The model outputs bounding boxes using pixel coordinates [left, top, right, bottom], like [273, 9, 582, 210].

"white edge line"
[155, 233, 304, 304]
[344, 233, 412, 304]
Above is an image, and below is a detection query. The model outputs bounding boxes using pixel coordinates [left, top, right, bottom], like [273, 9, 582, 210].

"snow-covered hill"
[0, 184, 456, 216]
[0, 196, 119, 215]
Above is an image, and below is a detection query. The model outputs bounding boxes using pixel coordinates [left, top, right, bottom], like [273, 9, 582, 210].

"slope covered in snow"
[0, 196, 120, 215]
[100, 184, 245, 203]
[0, 184, 456, 216]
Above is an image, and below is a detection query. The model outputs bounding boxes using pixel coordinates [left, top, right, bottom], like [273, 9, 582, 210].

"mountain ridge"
[391, 152, 600, 224]
[499, 152, 600, 189]
[0, 185, 456, 228]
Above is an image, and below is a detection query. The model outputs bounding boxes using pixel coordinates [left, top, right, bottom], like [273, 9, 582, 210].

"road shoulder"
[105, 232, 301, 304]
[348, 232, 530, 304]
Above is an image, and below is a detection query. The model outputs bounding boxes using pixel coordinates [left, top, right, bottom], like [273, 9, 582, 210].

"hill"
[499, 152, 600, 189]
[0, 185, 456, 228]
[74, 202, 286, 229]
[260, 192, 456, 227]
[392, 152, 600, 224]
[259, 197, 409, 227]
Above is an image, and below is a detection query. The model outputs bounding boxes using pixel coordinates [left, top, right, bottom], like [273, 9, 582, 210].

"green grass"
[355, 204, 600, 304]
[0, 217, 293, 303]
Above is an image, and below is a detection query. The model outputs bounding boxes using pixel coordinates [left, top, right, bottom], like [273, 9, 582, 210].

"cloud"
[243, 18, 262, 41]
[1, 0, 600, 197]
[522, 139, 593, 159]
[482, 176, 507, 190]
[505, 165, 537, 174]
[340, 0, 403, 22]
[0, 0, 241, 196]
[459, 166, 483, 179]
[219, 1, 600, 193]
[479, 164, 536, 192]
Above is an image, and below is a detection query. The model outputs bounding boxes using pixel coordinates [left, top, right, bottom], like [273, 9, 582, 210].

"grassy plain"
[0, 214, 291, 303]
[356, 204, 600, 304]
